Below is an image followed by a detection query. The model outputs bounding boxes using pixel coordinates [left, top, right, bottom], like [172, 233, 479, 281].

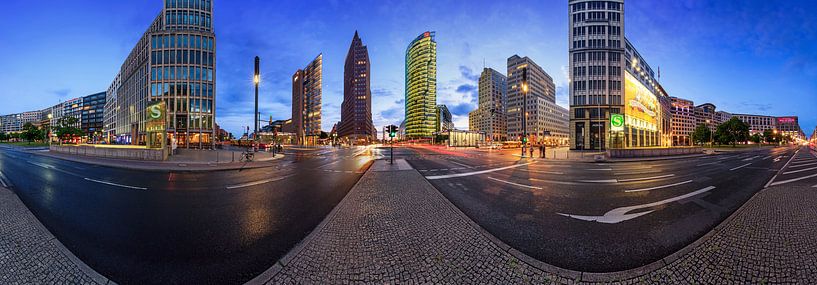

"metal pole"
[254, 56, 260, 144]
[521, 68, 527, 158]
[391, 138, 394, 164]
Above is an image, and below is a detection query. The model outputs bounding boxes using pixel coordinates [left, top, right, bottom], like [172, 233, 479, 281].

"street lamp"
[253, 56, 260, 149]
[521, 68, 528, 158]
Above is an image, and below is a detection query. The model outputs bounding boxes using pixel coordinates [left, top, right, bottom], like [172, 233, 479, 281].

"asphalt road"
[0, 146, 375, 284]
[399, 145, 799, 272]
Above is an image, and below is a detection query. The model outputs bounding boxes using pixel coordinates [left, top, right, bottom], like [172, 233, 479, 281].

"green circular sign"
[611, 114, 624, 127]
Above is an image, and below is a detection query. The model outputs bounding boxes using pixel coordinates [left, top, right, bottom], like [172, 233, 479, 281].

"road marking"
[770, 173, 817, 187]
[790, 160, 816, 165]
[587, 168, 612, 171]
[30, 162, 55, 169]
[783, 166, 817, 175]
[426, 162, 535, 180]
[813, 184, 817, 188]
[84, 178, 147, 190]
[618, 174, 675, 182]
[0, 171, 9, 188]
[742, 155, 760, 161]
[558, 186, 716, 224]
[578, 179, 618, 183]
[625, 180, 694, 193]
[730, 163, 752, 171]
[762, 156, 772, 160]
[487, 177, 542, 190]
[226, 174, 294, 189]
[447, 160, 473, 169]
[525, 169, 565, 175]
[696, 161, 721, 166]
[765, 148, 801, 188]
[789, 162, 817, 168]
[529, 178, 581, 185]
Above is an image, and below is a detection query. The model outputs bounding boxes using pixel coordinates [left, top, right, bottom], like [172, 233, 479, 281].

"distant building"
[669, 97, 695, 146]
[81, 92, 106, 141]
[506, 55, 569, 145]
[292, 54, 323, 145]
[404, 31, 437, 139]
[470, 68, 507, 141]
[0, 111, 43, 133]
[776, 117, 803, 140]
[731, 113, 776, 135]
[436, 104, 453, 132]
[104, 0, 217, 148]
[338, 31, 375, 142]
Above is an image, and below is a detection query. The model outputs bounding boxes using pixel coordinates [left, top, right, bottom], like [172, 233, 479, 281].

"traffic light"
[388, 125, 398, 138]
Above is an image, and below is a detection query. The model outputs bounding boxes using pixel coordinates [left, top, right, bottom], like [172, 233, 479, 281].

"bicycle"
[239, 150, 255, 162]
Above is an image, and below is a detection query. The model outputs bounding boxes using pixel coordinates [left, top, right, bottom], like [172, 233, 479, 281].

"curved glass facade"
[106, 0, 216, 148]
[404, 31, 437, 139]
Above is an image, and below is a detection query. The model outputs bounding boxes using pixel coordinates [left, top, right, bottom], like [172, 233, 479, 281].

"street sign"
[611, 114, 624, 132]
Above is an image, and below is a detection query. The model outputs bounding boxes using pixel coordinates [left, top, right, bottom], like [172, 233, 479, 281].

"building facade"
[104, 0, 216, 148]
[404, 31, 437, 139]
[732, 114, 776, 135]
[670, 97, 695, 146]
[506, 55, 569, 145]
[292, 54, 323, 145]
[471, 68, 508, 141]
[776, 116, 803, 140]
[0, 111, 43, 133]
[338, 31, 375, 143]
[81, 92, 106, 141]
[436, 104, 453, 132]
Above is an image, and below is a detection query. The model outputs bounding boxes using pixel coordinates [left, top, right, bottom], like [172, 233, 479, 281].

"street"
[396, 145, 800, 272]
[0, 146, 375, 284]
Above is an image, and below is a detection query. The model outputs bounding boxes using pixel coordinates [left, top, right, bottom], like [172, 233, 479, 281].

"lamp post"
[521, 68, 528, 158]
[253, 56, 260, 147]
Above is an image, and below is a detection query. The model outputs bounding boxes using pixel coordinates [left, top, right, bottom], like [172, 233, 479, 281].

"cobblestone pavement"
[256, 159, 817, 284]
[0, 187, 111, 284]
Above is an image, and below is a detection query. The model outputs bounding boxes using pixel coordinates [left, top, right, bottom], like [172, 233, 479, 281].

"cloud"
[739, 101, 773, 112]
[51, 88, 72, 99]
[458, 65, 480, 81]
[448, 102, 475, 117]
[455, 84, 476, 94]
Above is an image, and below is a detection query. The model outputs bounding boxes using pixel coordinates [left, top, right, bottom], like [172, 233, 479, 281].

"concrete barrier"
[607, 147, 704, 158]
[50, 145, 167, 161]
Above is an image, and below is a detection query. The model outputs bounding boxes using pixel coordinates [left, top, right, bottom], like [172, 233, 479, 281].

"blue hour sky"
[0, 0, 815, 137]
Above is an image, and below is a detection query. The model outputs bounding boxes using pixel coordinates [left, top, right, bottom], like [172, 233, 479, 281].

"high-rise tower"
[404, 31, 437, 139]
[338, 31, 375, 143]
[105, 0, 216, 148]
[292, 54, 323, 146]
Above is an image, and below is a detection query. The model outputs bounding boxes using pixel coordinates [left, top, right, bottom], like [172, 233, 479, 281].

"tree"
[21, 123, 42, 144]
[763, 129, 777, 144]
[715, 117, 751, 147]
[0, 132, 6, 142]
[691, 124, 712, 146]
[750, 133, 762, 144]
[319, 131, 329, 140]
[53, 116, 83, 144]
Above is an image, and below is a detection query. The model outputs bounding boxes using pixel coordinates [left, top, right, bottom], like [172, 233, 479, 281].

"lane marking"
[765, 148, 801, 188]
[729, 163, 752, 171]
[587, 168, 612, 171]
[762, 156, 772, 160]
[0, 171, 9, 188]
[487, 177, 543, 190]
[789, 160, 816, 165]
[447, 160, 474, 169]
[529, 178, 581, 185]
[783, 166, 817, 175]
[226, 174, 295, 189]
[618, 174, 676, 182]
[84, 178, 147, 190]
[770, 173, 817, 187]
[813, 184, 817, 188]
[558, 186, 716, 224]
[742, 155, 760, 161]
[696, 161, 721, 166]
[625, 180, 694, 193]
[525, 169, 565, 175]
[426, 162, 535, 180]
[578, 179, 618, 183]
[789, 162, 817, 168]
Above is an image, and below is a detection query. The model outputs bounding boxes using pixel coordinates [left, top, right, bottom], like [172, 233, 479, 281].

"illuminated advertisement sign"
[624, 72, 659, 131]
[777, 117, 796, 124]
[145, 101, 166, 133]
[611, 114, 624, 131]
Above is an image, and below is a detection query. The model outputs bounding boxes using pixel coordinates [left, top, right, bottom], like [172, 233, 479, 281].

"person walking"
[540, 143, 545, 158]
[529, 143, 534, 158]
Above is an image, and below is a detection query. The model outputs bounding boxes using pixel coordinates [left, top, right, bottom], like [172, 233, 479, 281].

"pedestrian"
[540, 144, 545, 158]
[529, 143, 534, 158]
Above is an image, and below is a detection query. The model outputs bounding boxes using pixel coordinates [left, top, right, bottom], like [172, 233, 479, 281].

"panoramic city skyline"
[0, 0, 815, 137]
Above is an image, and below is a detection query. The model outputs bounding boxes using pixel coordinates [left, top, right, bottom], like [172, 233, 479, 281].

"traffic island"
[50, 144, 167, 161]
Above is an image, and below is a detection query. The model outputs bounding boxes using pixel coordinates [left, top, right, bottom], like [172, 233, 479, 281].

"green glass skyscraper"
[404, 31, 437, 139]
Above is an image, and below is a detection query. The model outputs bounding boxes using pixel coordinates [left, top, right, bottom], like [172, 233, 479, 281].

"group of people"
[523, 143, 548, 158]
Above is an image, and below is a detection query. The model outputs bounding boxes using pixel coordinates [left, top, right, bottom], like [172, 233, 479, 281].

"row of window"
[151, 34, 214, 51]
[572, 80, 622, 91]
[572, 1, 622, 12]
[573, 65, 622, 77]
[150, 82, 214, 98]
[151, 50, 214, 66]
[572, 12, 621, 22]
[165, 10, 212, 28]
[572, 39, 622, 49]
[165, 0, 212, 10]
[151, 66, 214, 82]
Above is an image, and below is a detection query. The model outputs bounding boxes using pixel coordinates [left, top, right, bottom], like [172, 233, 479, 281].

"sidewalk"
[32, 150, 284, 172]
[251, 159, 817, 284]
[0, 186, 113, 284]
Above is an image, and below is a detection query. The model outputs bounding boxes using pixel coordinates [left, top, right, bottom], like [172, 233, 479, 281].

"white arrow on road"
[558, 186, 716, 224]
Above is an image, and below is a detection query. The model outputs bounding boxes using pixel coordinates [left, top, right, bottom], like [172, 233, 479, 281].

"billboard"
[145, 101, 166, 133]
[624, 72, 659, 131]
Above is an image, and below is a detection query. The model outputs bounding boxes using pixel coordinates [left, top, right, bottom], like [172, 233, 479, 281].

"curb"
[2, 187, 116, 285]
[418, 158, 784, 282]
[245, 160, 375, 285]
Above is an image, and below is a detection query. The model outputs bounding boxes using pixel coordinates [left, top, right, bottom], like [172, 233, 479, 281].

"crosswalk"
[767, 148, 817, 187]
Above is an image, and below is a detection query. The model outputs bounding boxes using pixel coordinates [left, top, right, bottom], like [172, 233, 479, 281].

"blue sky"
[1, 0, 815, 137]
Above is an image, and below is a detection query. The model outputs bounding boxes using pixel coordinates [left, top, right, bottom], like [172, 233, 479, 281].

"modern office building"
[670, 97, 695, 146]
[470, 68, 508, 141]
[404, 31, 437, 139]
[436, 104, 453, 132]
[506, 55, 569, 145]
[776, 116, 803, 140]
[338, 31, 375, 143]
[104, 0, 216, 148]
[0, 111, 43, 133]
[568, 0, 671, 149]
[81, 92, 106, 141]
[292, 54, 323, 145]
[732, 114, 776, 135]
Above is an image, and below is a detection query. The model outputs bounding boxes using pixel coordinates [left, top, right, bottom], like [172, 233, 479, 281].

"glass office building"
[105, 0, 216, 148]
[292, 54, 323, 146]
[404, 31, 437, 139]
